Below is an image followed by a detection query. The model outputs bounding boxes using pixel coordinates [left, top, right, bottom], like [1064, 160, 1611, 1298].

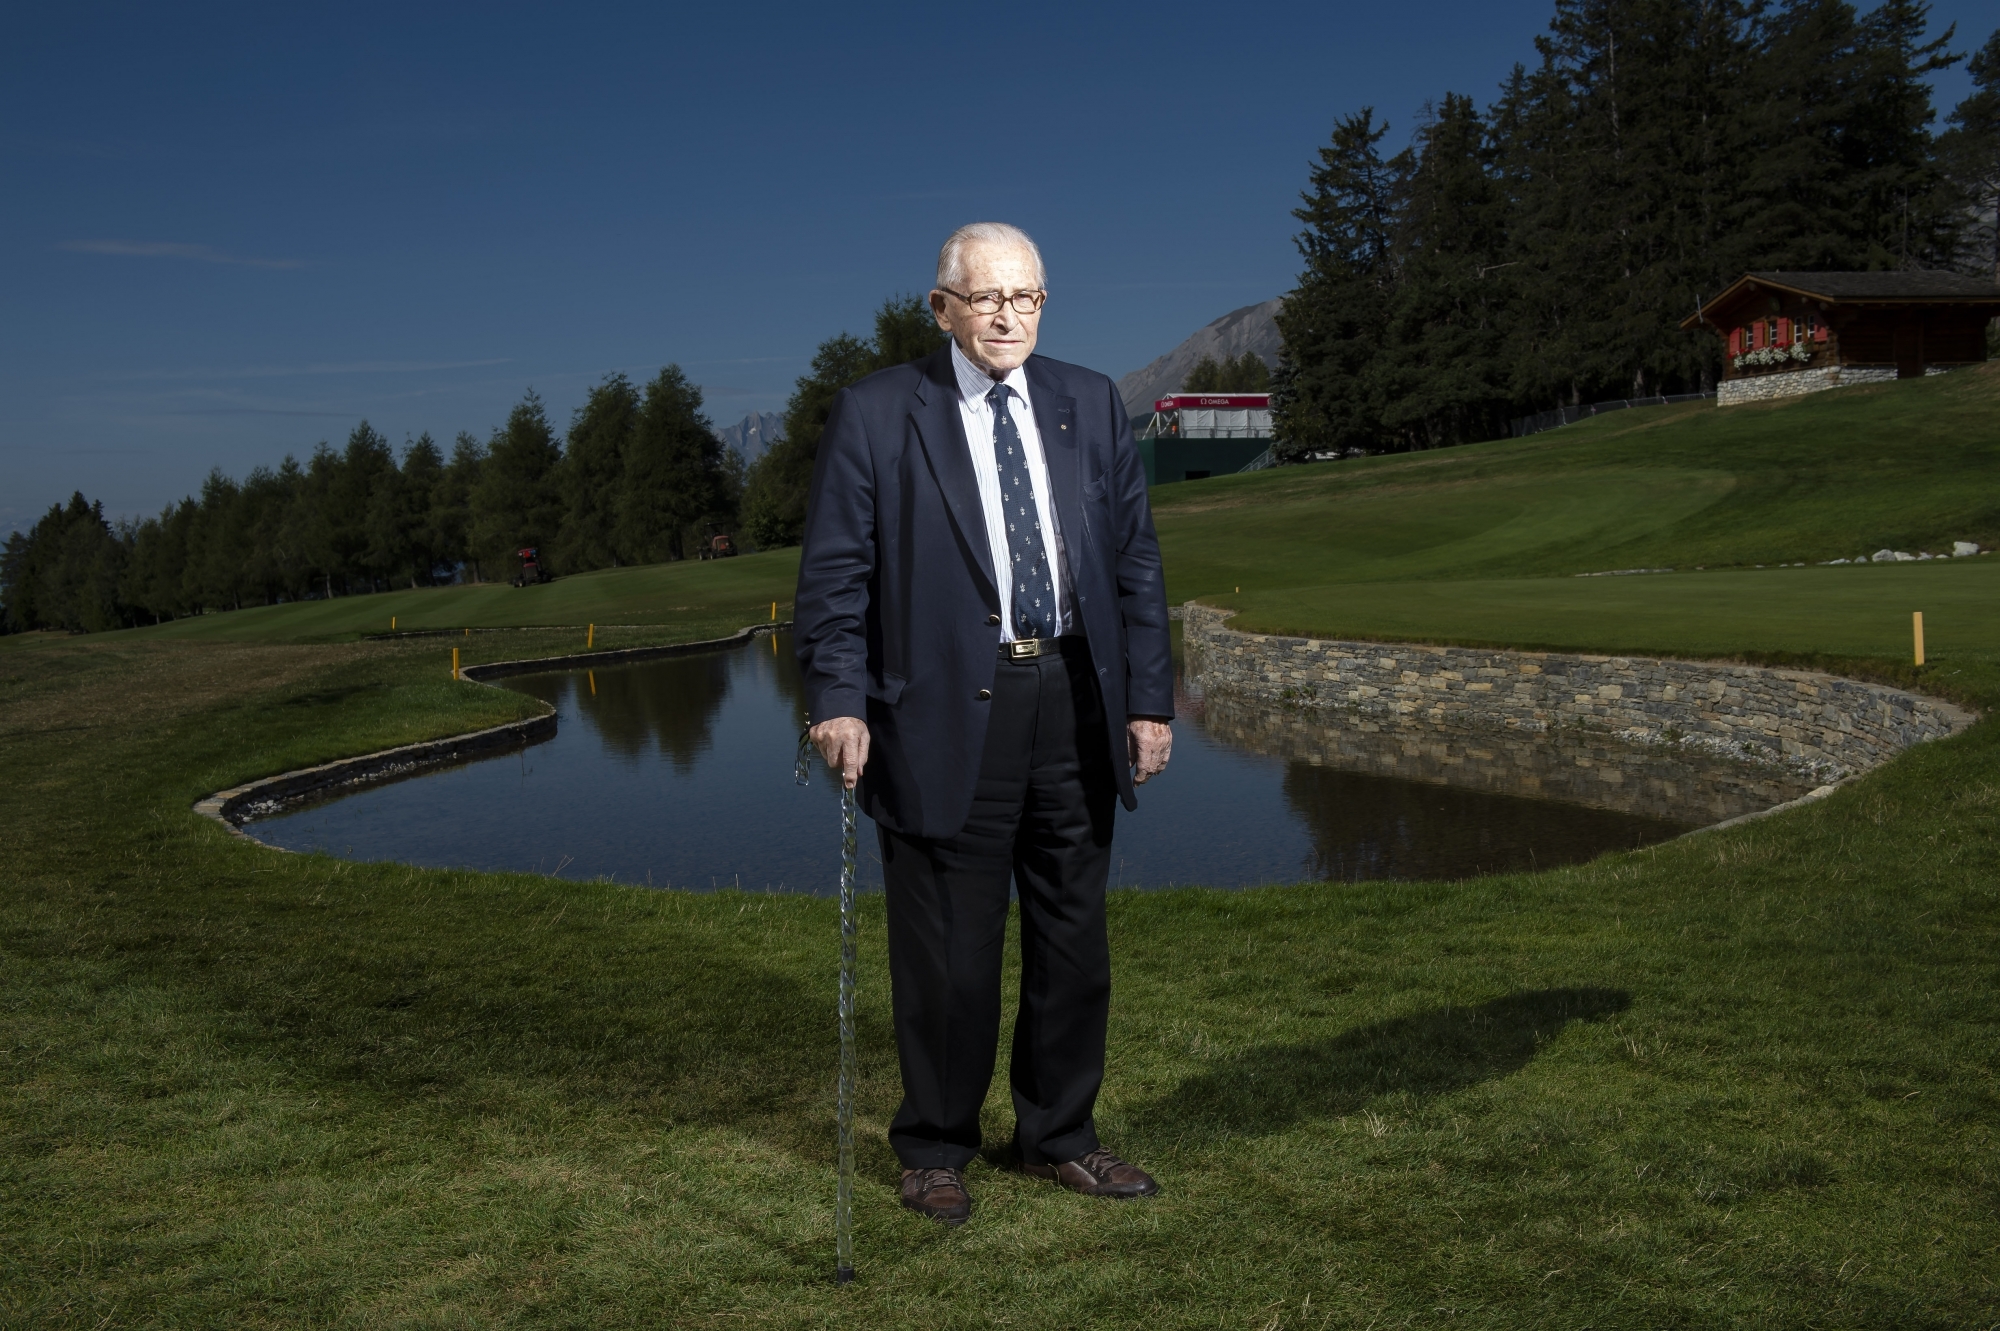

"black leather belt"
[999, 635, 1085, 662]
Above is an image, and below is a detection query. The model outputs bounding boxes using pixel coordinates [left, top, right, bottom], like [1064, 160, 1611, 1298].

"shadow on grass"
[1128, 986, 1629, 1145]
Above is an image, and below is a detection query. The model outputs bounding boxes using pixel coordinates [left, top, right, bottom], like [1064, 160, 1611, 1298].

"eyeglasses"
[939, 287, 1046, 315]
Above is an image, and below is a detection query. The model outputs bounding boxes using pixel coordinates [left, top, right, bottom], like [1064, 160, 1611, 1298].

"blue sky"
[2, 1, 1986, 533]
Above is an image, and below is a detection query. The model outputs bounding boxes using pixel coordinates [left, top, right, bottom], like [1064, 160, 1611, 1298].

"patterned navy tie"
[987, 384, 1057, 640]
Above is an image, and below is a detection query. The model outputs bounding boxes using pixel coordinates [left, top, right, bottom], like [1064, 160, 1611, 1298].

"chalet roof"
[1684, 270, 2000, 328]
[1744, 271, 2000, 300]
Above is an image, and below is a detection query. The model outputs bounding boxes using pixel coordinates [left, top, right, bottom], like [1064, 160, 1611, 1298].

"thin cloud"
[60, 239, 306, 270]
[163, 408, 350, 417]
[115, 357, 513, 382]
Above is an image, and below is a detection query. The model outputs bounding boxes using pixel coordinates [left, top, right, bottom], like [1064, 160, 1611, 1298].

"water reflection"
[248, 631, 1778, 891]
[1283, 765, 1684, 882]
[512, 644, 765, 773]
[1199, 692, 1812, 830]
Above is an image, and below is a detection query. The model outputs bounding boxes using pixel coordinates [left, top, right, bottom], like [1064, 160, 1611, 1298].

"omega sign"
[1153, 393, 1272, 411]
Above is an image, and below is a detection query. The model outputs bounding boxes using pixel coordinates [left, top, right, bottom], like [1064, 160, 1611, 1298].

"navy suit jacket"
[794, 346, 1173, 840]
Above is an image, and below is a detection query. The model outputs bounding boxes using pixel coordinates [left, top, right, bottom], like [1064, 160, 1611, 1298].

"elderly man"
[795, 222, 1173, 1226]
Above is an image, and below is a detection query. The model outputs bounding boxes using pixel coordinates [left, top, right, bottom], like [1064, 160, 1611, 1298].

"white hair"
[936, 222, 1047, 291]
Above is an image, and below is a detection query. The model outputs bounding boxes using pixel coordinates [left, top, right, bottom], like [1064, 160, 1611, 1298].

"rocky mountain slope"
[714, 411, 784, 463]
[1115, 297, 1282, 418]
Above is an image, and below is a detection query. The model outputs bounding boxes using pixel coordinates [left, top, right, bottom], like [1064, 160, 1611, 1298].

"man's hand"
[810, 717, 871, 790]
[1127, 719, 1172, 785]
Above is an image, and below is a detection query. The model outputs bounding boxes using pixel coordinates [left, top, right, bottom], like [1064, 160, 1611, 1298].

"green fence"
[1137, 436, 1274, 485]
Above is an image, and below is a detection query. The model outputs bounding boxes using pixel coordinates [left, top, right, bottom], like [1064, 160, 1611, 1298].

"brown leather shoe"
[1018, 1147, 1160, 1199]
[900, 1167, 971, 1226]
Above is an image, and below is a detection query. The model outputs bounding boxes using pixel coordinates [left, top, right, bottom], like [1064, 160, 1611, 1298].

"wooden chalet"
[1685, 271, 2000, 406]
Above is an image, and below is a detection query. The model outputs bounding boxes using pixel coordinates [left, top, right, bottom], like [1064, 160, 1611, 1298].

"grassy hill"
[1150, 361, 1999, 662]
[1153, 361, 1998, 593]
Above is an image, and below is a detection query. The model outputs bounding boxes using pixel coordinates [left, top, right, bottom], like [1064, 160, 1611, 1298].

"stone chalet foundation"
[1718, 364, 1905, 405]
[1181, 604, 1973, 789]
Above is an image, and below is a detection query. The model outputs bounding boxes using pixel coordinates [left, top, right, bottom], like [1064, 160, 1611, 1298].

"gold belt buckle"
[1007, 638, 1043, 660]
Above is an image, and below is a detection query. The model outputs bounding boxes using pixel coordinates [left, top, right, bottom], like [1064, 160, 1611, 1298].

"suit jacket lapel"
[909, 348, 999, 601]
[1026, 357, 1082, 575]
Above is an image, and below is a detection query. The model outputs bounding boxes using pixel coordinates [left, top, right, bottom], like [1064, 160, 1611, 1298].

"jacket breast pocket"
[1082, 477, 1107, 501]
[866, 672, 907, 705]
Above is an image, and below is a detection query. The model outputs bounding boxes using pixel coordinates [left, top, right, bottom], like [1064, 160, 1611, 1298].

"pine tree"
[615, 367, 729, 564]
[122, 500, 196, 622]
[186, 469, 249, 610]
[469, 393, 564, 579]
[1380, 93, 1514, 445]
[364, 435, 444, 588]
[1272, 108, 1401, 457]
[1847, 0, 1963, 266]
[329, 422, 396, 591]
[239, 461, 303, 603]
[1939, 26, 2000, 277]
[560, 374, 639, 571]
[399, 435, 445, 584]
[2, 494, 130, 631]
[434, 433, 486, 581]
[1184, 355, 1224, 391]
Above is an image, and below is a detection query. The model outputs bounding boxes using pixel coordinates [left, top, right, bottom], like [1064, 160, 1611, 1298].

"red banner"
[1154, 394, 1271, 411]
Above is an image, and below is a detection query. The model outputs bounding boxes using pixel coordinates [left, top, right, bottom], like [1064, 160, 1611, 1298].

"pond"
[247, 631, 1803, 892]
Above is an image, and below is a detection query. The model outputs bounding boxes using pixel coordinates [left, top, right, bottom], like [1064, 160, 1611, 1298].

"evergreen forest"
[1272, 0, 2000, 456]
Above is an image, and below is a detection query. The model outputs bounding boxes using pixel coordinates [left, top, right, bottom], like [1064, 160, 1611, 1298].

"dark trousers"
[879, 638, 1117, 1170]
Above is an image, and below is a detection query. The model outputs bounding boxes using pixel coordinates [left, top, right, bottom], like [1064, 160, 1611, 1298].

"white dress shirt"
[949, 339, 1074, 640]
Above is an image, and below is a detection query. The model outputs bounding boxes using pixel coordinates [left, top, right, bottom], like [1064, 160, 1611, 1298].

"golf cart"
[512, 547, 550, 587]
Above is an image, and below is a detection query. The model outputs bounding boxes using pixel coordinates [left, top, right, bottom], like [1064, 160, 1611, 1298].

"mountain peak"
[1115, 298, 1283, 418]
[715, 411, 784, 462]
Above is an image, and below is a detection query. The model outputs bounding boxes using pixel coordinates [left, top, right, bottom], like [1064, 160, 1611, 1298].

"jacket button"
[977, 689, 992, 700]
[986, 614, 1000, 625]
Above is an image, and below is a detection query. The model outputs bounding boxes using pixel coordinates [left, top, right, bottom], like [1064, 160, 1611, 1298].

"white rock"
[1871, 549, 1894, 562]
[1955, 541, 1981, 557]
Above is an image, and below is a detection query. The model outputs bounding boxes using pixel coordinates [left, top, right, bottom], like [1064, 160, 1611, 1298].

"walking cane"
[796, 728, 858, 1284]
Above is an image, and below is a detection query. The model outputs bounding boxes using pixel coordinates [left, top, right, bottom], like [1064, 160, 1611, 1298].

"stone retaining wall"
[195, 712, 558, 837]
[196, 622, 790, 838]
[1182, 604, 1973, 783]
[1197, 691, 1812, 825]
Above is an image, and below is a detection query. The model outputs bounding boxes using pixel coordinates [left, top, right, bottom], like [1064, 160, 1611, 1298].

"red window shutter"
[1751, 323, 1763, 350]
[1729, 328, 1741, 356]
[1813, 323, 1828, 344]
[1778, 317, 1792, 347]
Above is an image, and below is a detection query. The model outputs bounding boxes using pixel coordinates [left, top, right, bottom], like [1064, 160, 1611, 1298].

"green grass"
[1152, 360, 1999, 609]
[4, 370, 1999, 1326]
[1224, 558, 1999, 661]
[140, 546, 802, 642]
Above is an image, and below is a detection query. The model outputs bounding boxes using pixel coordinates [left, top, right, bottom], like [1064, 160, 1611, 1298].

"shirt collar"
[949, 338, 1029, 406]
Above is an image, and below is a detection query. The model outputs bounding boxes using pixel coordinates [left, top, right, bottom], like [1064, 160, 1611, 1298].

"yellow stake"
[452, 646, 460, 680]
[1913, 611, 1925, 666]
[391, 615, 397, 630]
[588, 623, 595, 649]
[464, 627, 470, 637]
[771, 600, 778, 621]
